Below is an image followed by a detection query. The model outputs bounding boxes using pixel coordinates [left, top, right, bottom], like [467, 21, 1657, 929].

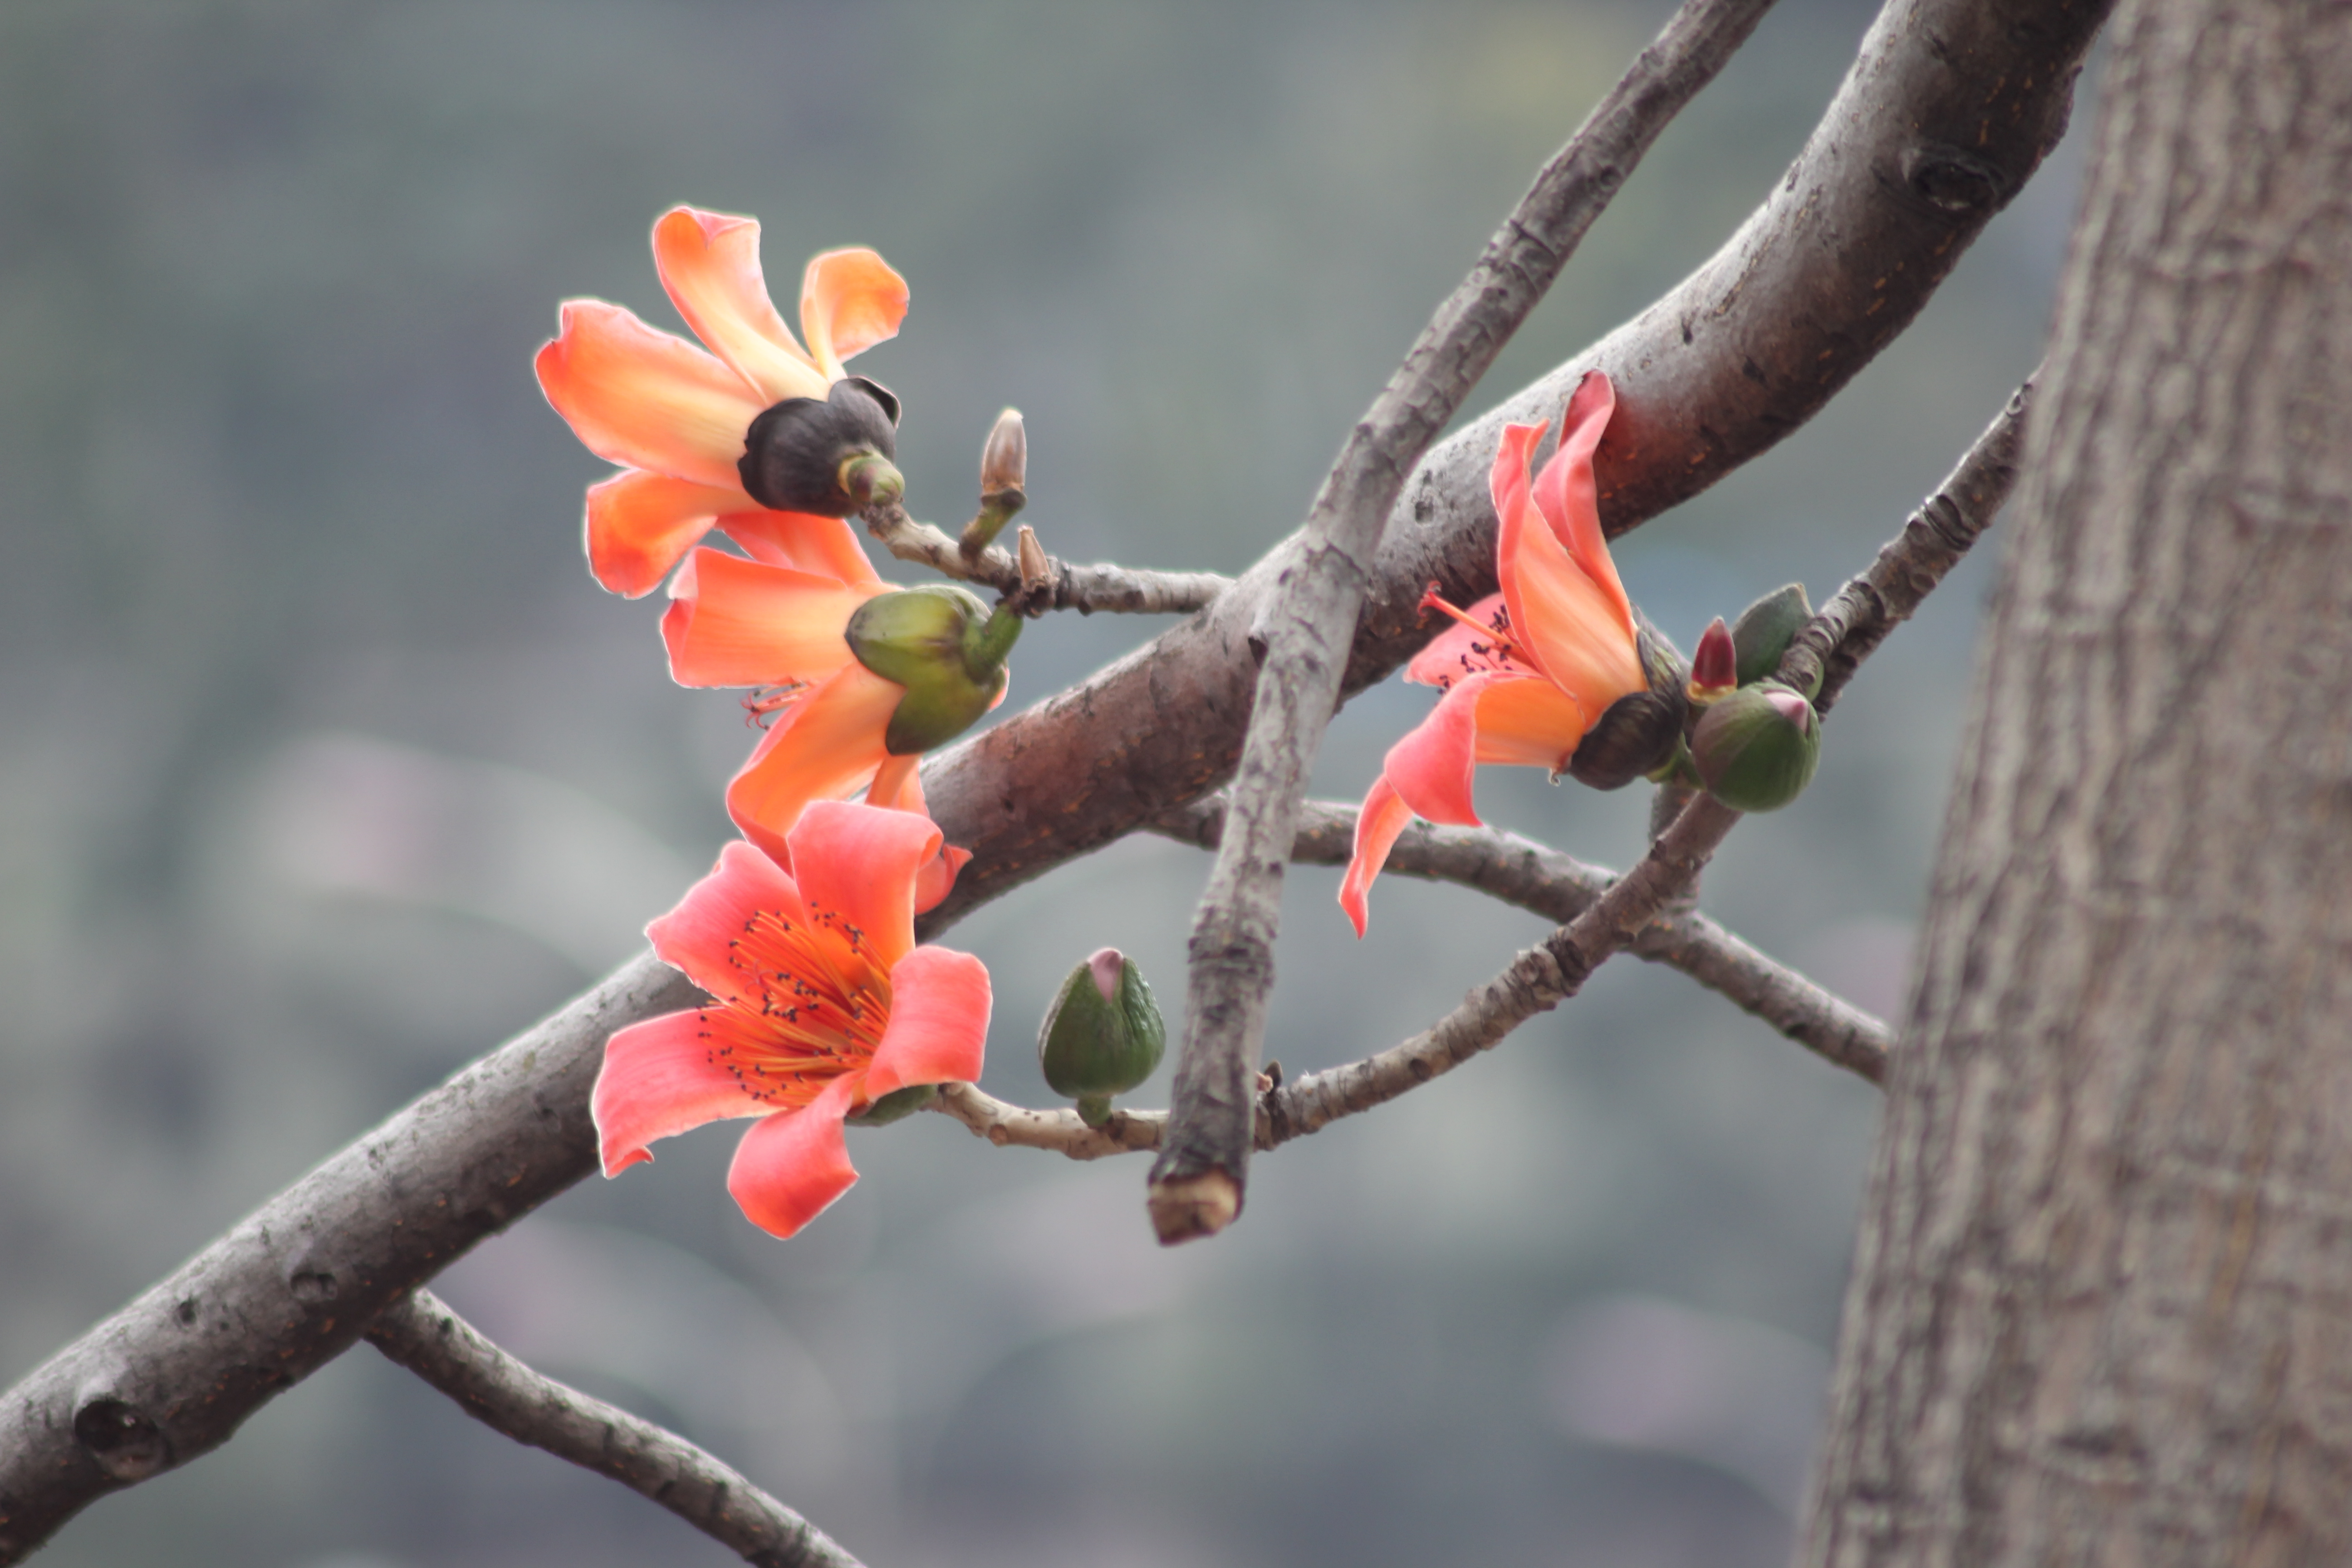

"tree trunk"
[1798, 1, 2352, 1563]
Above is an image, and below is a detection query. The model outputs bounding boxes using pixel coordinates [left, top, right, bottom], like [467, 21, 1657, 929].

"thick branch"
[1156, 798, 1893, 1084]
[861, 500, 1231, 615]
[365, 1290, 859, 1568]
[1152, 0, 1784, 1245]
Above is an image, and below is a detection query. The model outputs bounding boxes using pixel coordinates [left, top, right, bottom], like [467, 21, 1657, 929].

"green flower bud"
[845, 585, 1024, 755]
[1039, 948, 1166, 1127]
[738, 376, 903, 517]
[1692, 682, 1821, 812]
[1730, 583, 1814, 691]
[1565, 617, 1691, 790]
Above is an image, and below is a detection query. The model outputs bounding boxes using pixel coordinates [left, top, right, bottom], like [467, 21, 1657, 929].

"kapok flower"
[1341, 371, 1649, 936]
[594, 801, 992, 1240]
[535, 205, 909, 597]
[661, 543, 1016, 909]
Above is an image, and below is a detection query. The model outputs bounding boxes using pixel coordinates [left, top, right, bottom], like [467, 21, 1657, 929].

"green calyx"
[1039, 949, 1167, 1128]
[845, 1083, 939, 1127]
[844, 585, 1024, 755]
[1692, 682, 1822, 812]
[1730, 582, 1818, 693]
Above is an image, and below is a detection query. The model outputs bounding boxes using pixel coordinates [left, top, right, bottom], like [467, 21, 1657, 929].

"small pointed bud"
[844, 585, 1023, 755]
[1730, 582, 1814, 690]
[980, 408, 1027, 498]
[960, 409, 1031, 557]
[1565, 618, 1690, 790]
[1688, 616, 1737, 705]
[739, 376, 904, 516]
[1039, 948, 1167, 1127]
[1016, 524, 1050, 593]
[1691, 682, 1821, 812]
[845, 1082, 938, 1126]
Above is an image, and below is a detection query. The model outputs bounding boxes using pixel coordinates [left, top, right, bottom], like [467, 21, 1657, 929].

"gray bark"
[1798, 1, 2352, 1563]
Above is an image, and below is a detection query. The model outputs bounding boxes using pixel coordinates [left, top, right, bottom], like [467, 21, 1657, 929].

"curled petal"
[723, 510, 885, 587]
[862, 946, 991, 1099]
[661, 548, 876, 689]
[1531, 370, 1631, 628]
[535, 300, 768, 490]
[801, 249, 909, 382]
[786, 799, 945, 973]
[1497, 417, 1644, 708]
[726, 1076, 863, 1240]
[1382, 672, 1495, 828]
[652, 207, 831, 405]
[1405, 593, 1511, 686]
[594, 1009, 774, 1175]
[725, 662, 904, 867]
[585, 471, 756, 598]
[863, 763, 970, 913]
[644, 839, 808, 1004]
[1339, 777, 1415, 939]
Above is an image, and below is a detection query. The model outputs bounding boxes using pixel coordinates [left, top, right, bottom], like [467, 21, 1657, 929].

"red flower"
[594, 802, 991, 1240]
[1342, 372, 1646, 936]
[535, 206, 907, 597]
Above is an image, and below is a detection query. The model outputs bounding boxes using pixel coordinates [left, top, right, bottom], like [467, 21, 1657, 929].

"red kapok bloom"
[594, 801, 992, 1240]
[1341, 371, 1646, 936]
[535, 205, 908, 597]
[661, 545, 1006, 911]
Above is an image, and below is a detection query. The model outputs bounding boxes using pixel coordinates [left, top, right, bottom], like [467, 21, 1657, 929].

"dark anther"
[739, 376, 902, 515]
[1901, 144, 2006, 214]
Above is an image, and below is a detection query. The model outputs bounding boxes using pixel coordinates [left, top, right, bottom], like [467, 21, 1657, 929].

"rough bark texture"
[0, 953, 699, 1564]
[917, 0, 2109, 936]
[1798, 3, 2352, 1563]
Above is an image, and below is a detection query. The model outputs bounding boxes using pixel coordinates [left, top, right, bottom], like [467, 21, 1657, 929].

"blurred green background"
[0, 1, 2081, 1564]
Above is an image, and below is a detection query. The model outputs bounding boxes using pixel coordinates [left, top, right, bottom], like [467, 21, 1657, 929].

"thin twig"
[366, 1290, 861, 1568]
[1155, 798, 1893, 1084]
[861, 499, 1230, 615]
[1153, 0, 1786, 1245]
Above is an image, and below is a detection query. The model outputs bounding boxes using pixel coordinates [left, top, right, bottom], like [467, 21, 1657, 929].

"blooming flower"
[1341, 371, 1647, 936]
[594, 802, 992, 1239]
[535, 205, 908, 598]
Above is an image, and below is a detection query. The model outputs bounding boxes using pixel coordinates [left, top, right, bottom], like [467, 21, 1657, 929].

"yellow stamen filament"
[701, 905, 892, 1108]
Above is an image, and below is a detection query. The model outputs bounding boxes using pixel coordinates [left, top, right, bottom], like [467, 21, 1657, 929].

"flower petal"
[1382, 672, 1494, 828]
[1496, 414, 1644, 707]
[594, 1008, 774, 1175]
[726, 1076, 863, 1239]
[652, 206, 832, 405]
[723, 510, 885, 587]
[1531, 370, 1632, 628]
[1470, 673, 1593, 767]
[862, 945, 991, 1099]
[644, 838, 808, 1004]
[1405, 593, 1511, 687]
[725, 662, 904, 867]
[584, 470, 756, 598]
[661, 548, 876, 689]
[860, 764, 971, 913]
[536, 299, 768, 490]
[786, 799, 943, 973]
[801, 249, 909, 381]
[1339, 777, 1415, 939]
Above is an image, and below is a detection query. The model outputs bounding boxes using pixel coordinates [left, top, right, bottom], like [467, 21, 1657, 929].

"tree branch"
[916, 0, 2106, 937]
[364, 1290, 860, 1568]
[859, 500, 1232, 615]
[1152, 0, 1786, 1245]
[1155, 797, 1894, 1084]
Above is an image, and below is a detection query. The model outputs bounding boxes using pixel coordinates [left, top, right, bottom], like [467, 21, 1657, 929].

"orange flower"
[1341, 371, 1646, 936]
[594, 803, 992, 1240]
[535, 206, 908, 597]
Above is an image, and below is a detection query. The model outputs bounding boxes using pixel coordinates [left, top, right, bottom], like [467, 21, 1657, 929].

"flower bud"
[1688, 616, 1737, 706]
[1039, 948, 1166, 1127]
[960, 408, 1031, 556]
[844, 585, 1024, 755]
[1691, 682, 1821, 812]
[739, 376, 903, 516]
[1730, 582, 1814, 691]
[1565, 618, 1691, 790]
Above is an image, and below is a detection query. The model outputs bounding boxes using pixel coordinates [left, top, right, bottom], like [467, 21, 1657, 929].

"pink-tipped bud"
[1761, 687, 1815, 734]
[1689, 616, 1737, 703]
[1087, 946, 1124, 1004]
[980, 407, 1028, 497]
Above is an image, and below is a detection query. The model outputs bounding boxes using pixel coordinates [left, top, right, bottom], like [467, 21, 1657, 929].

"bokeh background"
[0, 2, 2083, 1564]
